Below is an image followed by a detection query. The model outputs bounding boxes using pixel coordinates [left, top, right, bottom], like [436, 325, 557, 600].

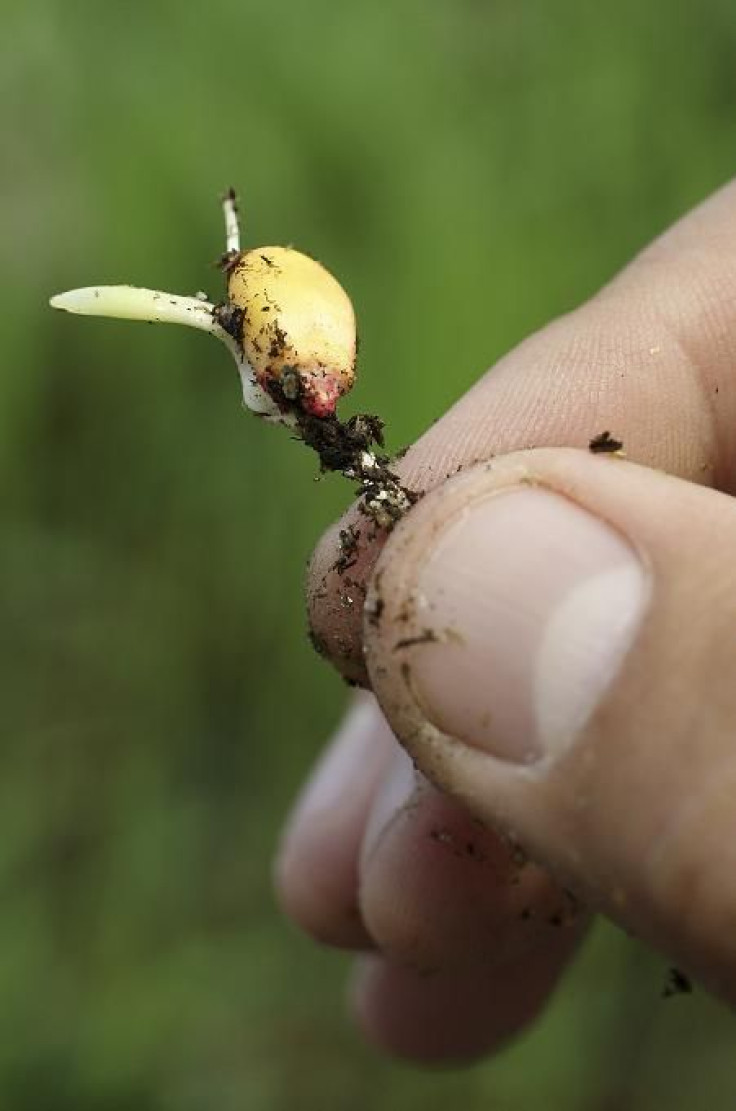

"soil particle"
[395, 594, 417, 625]
[212, 301, 245, 342]
[295, 410, 418, 530]
[394, 629, 439, 651]
[589, 430, 624, 454]
[268, 322, 289, 360]
[662, 967, 692, 998]
[307, 624, 329, 658]
[366, 595, 385, 627]
[365, 570, 385, 628]
[335, 524, 361, 575]
[428, 828, 489, 864]
[545, 889, 583, 927]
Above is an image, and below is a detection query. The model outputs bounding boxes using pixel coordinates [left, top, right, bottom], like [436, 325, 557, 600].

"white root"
[48, 195, 288, 420]
[223, 190, 241, 255]
[50, 286, 219, 331]
[49, 284, 283, 420]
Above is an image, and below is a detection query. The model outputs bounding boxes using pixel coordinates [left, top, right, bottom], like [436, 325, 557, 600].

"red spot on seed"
[300, 373, 343, 418]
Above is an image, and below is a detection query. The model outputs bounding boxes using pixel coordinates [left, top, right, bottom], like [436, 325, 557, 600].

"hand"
[276, 179, 736, 1063]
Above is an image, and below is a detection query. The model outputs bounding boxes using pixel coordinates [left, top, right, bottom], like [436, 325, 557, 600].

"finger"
[350, 933, 578, 1064]
[364, 448, 736, 1002]
[347, 659, 587, 1063]
[274, 694, 393, 948]
[279, 685, 588, 1032]
[308, 178, 736, 684]
[357, 742, 588, 974]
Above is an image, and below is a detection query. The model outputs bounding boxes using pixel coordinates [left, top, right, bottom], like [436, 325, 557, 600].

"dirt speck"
[589, 430, 624, 454]
[335, 524, 361, 575]
[394, 629, 439, 651]
[365, 575, 385, 628]
[662, 967, 692, 998]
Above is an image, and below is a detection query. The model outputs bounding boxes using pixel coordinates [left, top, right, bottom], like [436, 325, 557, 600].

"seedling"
[50, 191, 414, 529]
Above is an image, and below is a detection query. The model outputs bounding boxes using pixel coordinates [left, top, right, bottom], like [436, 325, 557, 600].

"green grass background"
[2, 0, 736, 1106]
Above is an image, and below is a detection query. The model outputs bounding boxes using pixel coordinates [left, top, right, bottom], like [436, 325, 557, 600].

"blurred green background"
[3, 0, 736, 1107]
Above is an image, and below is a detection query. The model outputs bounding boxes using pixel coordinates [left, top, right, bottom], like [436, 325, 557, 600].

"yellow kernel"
[226, 247, 356, 418]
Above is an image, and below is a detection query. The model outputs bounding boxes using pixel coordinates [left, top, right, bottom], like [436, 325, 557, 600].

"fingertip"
[275, 817, 374, 950]
[274, 696, 394, 949]
[358, 760, 587, 974]
[362, 448, 736, 1003]
[349, 941, 574, 1065]
[306, 514, 379, 685]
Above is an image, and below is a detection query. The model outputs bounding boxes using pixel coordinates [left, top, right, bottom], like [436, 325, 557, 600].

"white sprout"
[49, 286, 219, 332]
[49, 196, 284, 422]
[223, 189, 241, 255]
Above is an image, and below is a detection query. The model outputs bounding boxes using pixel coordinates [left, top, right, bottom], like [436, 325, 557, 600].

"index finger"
[308, 178, 736, 684]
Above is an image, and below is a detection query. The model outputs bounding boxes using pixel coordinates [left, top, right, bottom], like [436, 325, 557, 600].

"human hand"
[276, 179, 736, 1062]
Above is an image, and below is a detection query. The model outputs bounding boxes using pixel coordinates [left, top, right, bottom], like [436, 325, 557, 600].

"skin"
[275, 177, 736, 1063]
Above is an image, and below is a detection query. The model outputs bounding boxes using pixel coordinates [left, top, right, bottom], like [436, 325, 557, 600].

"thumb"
[364, 448, 736, 1002]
